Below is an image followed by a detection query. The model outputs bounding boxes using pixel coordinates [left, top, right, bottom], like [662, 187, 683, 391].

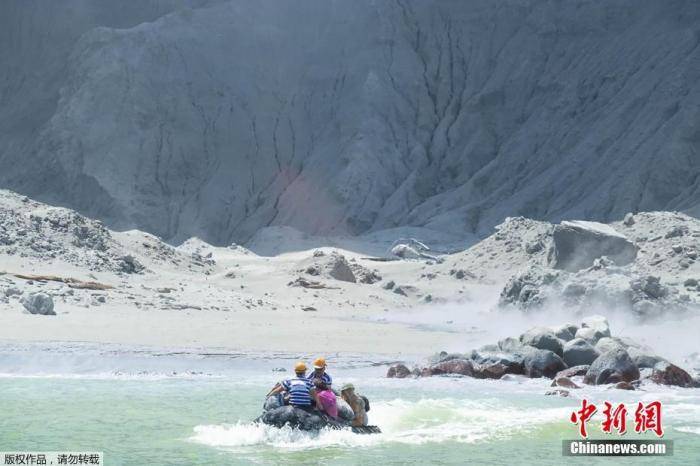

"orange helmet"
[294, 361, 307, 372]
[313, 357, 326, 369]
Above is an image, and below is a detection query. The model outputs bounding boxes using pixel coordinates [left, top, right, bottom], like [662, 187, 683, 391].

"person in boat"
[267, 361, 317, 410]
[340, 383, 368, 426]
[313, 379, 338, 419]
[307, 357, 332, 388]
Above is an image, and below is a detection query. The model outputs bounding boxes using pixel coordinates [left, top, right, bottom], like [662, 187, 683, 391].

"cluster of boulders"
[493, 213, 699, 318]
[387, 316, 699, 394]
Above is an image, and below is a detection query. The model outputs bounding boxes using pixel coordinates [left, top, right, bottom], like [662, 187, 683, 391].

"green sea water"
[0, 347, 699, 465]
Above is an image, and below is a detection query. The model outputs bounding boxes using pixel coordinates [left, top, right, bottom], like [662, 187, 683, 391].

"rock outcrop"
[386, 364, 412, 379]
[551, 221, 638, 272]
[562, 338, 600, 367]
[584, 348, 640, 385]
[520, 328, 564, 357]
[650, 362, 695, 388]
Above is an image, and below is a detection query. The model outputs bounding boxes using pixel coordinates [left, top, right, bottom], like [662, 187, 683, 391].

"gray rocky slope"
[1, 0, 700, 245]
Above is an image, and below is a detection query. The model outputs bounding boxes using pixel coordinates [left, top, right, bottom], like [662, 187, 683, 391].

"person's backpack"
[361, 395, 370, 412]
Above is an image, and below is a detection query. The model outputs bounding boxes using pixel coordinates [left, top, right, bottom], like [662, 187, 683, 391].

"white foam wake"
[190, 398, 571, 451]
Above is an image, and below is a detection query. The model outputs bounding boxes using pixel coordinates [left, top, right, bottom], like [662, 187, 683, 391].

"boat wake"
[190, 397, 571, 451]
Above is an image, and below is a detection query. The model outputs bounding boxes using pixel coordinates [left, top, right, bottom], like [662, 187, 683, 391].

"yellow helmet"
[313, 357, 326, 369]
[294, 361, 307, 372]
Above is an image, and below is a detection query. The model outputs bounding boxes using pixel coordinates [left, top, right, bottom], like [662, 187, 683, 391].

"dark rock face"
[584, 348, 640, 385]
[563, 338, 600, 367]
[522, 349, 567, 378]
[551, 221, 638, 272]
[520, 327, 564, 356]
[650, 362, 694, 387]
[387, 364, 412, 379]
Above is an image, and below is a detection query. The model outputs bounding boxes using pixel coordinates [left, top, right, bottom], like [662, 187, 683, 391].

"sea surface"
[0, 343, 699, 465]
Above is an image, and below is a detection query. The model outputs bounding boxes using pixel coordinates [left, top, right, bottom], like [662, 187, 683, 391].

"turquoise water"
[1, 348, 699, 465]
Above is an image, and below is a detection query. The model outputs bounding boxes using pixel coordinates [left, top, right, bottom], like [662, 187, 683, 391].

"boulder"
[327, 254, 356, 282]
[498, 337, 525, 353]
[522, 348, 567, 378]
[626, 347, 666, 369]
[387, 364, 412, 379]
[520, 327, 564, 356]
[118, 255, 145, 274]
[554, 365, 590, 379]
[469, 349, 525, 378]
[614, 382, 635, 390]
[563, 338, 600, 367]
[594, 337, 627, 354]
[581, 315, 611, 336]
[499, 266, 558, 307]
[584, 348, 640, 385]
[551, 221, 638, 272]
[551, 323, 578, 342]
[20, 292, 55, 315]
[575, 327, 608, 344]
[650, 362, 694, 387]
[470, 349, 523, 366]
[421, 359, 477, 377]
[472, 362, 517, 379]
[476, 344, 501, 353]
[630, 276, 668, 299]
[393, 285, 418, 296]
[551, 377, 580, 389]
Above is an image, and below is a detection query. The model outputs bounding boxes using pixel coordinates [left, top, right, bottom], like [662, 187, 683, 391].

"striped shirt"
[306, 371, 332, 387]
[281, 376, 314, 407]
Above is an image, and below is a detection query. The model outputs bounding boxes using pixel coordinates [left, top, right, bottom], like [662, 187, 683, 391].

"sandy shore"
[0, 303, 464, 355]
